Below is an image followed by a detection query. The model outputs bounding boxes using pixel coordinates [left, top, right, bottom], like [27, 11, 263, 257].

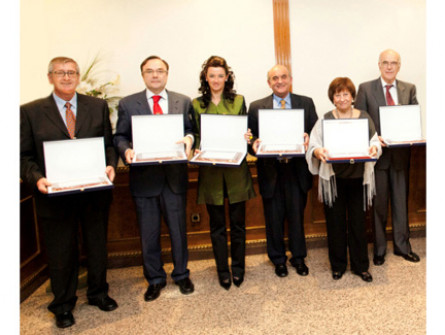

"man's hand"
[125, 149, 135, 164]
[36, 177, 51, 194]
[252, 138, 261, 154]
[177, 136, 193, 158]
[378, 136, 387, 147]
[105, 166, 116, 182]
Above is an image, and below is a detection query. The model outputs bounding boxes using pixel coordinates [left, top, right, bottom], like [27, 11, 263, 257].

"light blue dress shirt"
[53, 93, 77, 126]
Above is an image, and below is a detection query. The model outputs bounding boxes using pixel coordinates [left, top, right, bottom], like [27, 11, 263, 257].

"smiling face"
[378, 50, 401, 84]
[141, 58, 169, 94]
[47, 61, 80, 101]
[333, 89, 353, 113]
[206, 66, 228, 95]
[267, 65, 292, 98]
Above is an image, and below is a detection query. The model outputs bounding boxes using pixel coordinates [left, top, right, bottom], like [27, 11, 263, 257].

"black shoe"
[175, 278, 194, 295]
[88, 295, 118, 312]
[394, 251, 420, 263]
[55, 311, 75, 329]
[275, 263, 288, 277]
[373, 255, 385, 266]
[219, 277, 231, 290]
[293, 262, 309, 276]
[144, 282, 166, 301]
[332, 271, 344, 280]
[233, 275, 244, 287]
[353, 271, 373, 282]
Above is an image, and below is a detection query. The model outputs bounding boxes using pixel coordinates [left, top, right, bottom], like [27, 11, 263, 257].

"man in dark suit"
[114, 56, 195, 302]
[20, 57, 118, 329]
[247, 65, 318, 277]
[355, 49, 420, 265]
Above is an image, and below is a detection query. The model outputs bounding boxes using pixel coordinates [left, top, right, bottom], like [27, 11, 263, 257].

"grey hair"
[48, 57, 80, 74]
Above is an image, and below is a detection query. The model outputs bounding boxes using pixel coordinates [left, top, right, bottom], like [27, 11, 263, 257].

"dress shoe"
[144, 282, 166, 301]
[353, 271, 373, 282]
[275, 263, 288, 277]
[373, 255, 385, 266]
[233, 275, 244, 287]
[88, 295, 118, 311]
[55, 311, 75, 329]
[219, 277, 231, 290]
[395, 251, 420, 263]
[175, 277, 194, 295]
[332, 271, 344, 280]
[293, 262, 309, 276]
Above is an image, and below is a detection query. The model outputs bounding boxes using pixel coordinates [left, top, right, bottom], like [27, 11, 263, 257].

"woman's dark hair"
[198, 55, 236, 108]
[328, 77, 356, 103]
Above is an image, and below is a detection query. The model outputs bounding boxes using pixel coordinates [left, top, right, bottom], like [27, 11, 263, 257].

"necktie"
[65, 102, 76, 138]
[152, 95, 163, 115]
[385, 85, 395, 106]
[280, 99, 286, 109]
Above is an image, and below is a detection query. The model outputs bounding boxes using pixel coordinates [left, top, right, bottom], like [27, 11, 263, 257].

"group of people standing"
[20, 49, 420, 329]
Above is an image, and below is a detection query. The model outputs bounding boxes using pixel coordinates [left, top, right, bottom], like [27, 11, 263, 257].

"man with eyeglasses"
[355, 49, 420, 265]
[20, 57, 118, 328]
[247, 64, 318, 278]
[114, 55, 195, 302]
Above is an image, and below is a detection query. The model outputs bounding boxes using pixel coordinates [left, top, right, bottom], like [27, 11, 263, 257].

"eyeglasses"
[380, 61, 399, 67]
[142, 69, 168, 76]
[51, 70, 79, 78]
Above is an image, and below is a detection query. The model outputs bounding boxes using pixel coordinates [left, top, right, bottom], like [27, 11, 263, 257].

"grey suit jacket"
[113, 89, 194, 197]
[355, 77, 418, 170]
[247, 93, 318, 197]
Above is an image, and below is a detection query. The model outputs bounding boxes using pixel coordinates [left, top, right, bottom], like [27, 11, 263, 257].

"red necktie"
[152, 95, 163, 115]
[385, 85, 395, 106]
[65, 102, 76, 138]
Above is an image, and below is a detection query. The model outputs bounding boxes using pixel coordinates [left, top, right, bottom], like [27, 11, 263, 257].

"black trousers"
[39, 190, 112, 316]
[134, 183, 189, 285]
[262, 163, 307, 266]
[323, 178, 369, 273]
[206, 201, 246, 279]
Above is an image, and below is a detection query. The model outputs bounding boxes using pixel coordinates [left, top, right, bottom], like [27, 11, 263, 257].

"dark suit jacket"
[20, 93, 118, 216]
[247, 93, 318, 198]
[113, 90, 194, 197]
[355, 78, 418, 170]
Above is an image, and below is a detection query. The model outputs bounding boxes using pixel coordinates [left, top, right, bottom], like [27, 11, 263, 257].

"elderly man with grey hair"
[355, 49, 420, 266]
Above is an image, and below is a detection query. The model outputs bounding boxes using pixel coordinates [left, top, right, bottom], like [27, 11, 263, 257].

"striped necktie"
[65, 102, 76, 138]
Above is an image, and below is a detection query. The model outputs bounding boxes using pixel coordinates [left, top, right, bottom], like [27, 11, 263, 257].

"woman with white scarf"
[306, 77, 381, 282]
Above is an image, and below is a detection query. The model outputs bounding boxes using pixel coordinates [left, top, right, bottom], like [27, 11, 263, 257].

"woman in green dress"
[192, 56, 255, 290]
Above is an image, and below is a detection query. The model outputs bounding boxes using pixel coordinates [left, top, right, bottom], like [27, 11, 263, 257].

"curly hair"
[328, 77, 356, 103]
[198, 55, 236, 108]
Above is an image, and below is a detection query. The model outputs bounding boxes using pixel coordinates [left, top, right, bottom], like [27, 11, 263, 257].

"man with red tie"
[20, 57, 118, 328]
[355, 49, 420, 265]
[114, 56, 195, 302]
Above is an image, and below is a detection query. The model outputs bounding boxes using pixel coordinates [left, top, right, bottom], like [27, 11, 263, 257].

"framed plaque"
[379, 105, 426, 147]
[131, 114, 187, 165]
[190, 114, 247, 167]
[256, 109, 305, 158]
[322, 118, 377, 164]
[44, 137, 113, 196]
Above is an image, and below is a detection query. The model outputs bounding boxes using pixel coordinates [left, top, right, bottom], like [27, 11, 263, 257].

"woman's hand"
[244, 128, 253, 144]
[252, 138, 261, 154]
[369, 145, 378, 158]
[314, 147, 329, 163]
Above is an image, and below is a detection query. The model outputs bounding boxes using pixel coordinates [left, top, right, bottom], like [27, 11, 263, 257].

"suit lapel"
[373, 78, 387, 107]
[42, 95, 71, 138]
[396, 80, 408, 105]
[167, 90, 180, 115]
[75, 94, 89, 137]
[135, 90, 152, 115]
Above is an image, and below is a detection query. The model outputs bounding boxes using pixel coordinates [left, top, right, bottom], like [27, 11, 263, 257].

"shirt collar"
[380, 77, 397, 89]
[53, 92, 77, 110]
[146, 88, 167, 101]
[273, 93, 291, 107]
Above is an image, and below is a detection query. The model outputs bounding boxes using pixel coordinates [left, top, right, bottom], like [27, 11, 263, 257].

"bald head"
[267, 65, 292, 98]
[378, 49, 401, 84]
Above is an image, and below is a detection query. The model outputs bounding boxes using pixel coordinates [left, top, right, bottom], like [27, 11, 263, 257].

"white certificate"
[323, 119, 375, 163]
[131, 114, 187, 165]
[190, 114, 247, 166]
[43, 137, 112, 195]
[379, 105, 426, 146]
[256, 109, 305, 157]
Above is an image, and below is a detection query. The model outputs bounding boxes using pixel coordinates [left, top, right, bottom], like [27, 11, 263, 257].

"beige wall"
[21, 0, 426, 123]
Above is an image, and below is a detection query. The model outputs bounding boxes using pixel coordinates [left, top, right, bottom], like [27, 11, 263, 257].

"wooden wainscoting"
[20, 146, 426, 301]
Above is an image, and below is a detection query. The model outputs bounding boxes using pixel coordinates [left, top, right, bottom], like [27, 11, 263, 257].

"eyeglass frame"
[50, 70, 79, 78]
[142, 69, 168, 76]
[380, 61, 400, 68]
